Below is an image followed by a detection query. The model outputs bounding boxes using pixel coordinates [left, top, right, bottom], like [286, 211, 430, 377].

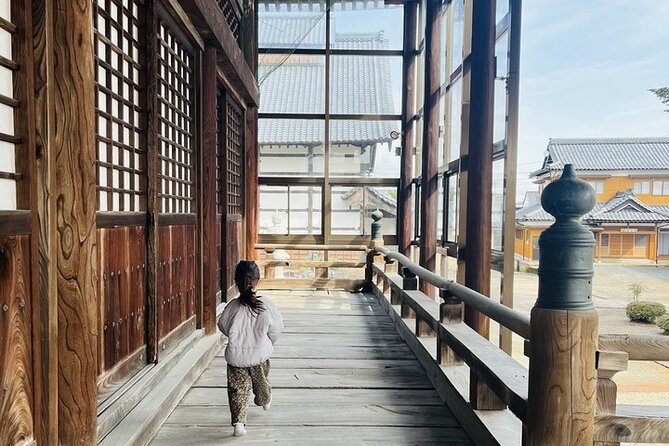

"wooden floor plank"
[149, 291, 472, 445]
[150, 425, 472, 445]
[179, 388, 445, 406]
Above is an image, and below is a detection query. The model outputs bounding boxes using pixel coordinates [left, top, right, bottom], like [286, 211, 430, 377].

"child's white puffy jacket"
[217, 296, 283, 368]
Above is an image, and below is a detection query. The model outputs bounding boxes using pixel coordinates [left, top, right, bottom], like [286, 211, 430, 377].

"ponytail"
[235, 260, 264, 315]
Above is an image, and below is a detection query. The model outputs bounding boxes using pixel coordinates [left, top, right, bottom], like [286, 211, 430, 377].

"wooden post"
[418, 0, 441, 298]
[145, 0, 160, 363]
[201, 45, 218, 334]
[438, 289, 463, 365]
[464, 0, 500, 410]
[33, 0, 58, 440]
[527, 165, 598, 446]
[51, 0, 98, 442]
[399, 0, 418, 258]
[244, 106, 258, 260]
[594, 350, 628, 446]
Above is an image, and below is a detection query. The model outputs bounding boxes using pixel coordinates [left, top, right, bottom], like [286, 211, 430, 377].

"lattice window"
[94, 0, 145, 212]
[226, 98, 243, 216]
[216, 0, 241, 41]
[157, 22, 194, 214]
[216, 87, 224, 213]
[0, 1, 20, 210]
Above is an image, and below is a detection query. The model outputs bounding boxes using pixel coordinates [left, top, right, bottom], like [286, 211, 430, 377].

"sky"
[516, 0, 669, 200]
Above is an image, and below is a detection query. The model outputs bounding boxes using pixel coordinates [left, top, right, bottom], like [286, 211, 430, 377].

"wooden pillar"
[399, 0, 418, 258]
[499, 0, 522, 355]
[463, 0, 499, 410]
[527, 166, 598, 445]
[32, 0, 58, 441]
[418, 0, 441, 298]
[201, 45, 218, 333]
[245, 106, 258, 259]
[51, 0, 98, 442]
[145, 0, 160, 363]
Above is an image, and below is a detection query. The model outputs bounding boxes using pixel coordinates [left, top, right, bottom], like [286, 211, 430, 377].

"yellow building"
[516, 138, 669, 262]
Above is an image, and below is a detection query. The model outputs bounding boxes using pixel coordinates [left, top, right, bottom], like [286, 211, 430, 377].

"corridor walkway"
[150, 290, 472, 445]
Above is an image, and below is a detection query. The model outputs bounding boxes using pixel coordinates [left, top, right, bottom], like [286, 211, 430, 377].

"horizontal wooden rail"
[375, 246, 531, 339]
[372, 265, 529, 421]
[258, 260, 366, 269]
[0, 210, 31, 236]
[594, 413, 669, 444]
[256, 244, 368, 252]
[598, 334, 669, 361]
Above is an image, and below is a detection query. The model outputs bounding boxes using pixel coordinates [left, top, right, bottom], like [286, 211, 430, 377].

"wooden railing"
[255, 244, 368, 291]
[365, 166, 669, 445]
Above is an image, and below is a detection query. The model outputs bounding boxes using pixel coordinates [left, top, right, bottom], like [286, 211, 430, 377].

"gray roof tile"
[516, 190, 669, 224]
[532, 138, 669, 176]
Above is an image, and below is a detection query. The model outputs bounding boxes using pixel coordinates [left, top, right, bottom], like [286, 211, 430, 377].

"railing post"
[527, 165, 598, 446]
[438, 289, 463, 365]
[366, 210, 384, 291]
[593, 350, 628, 446]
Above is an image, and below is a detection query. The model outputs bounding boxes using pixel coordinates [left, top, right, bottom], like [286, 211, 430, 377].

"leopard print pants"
[227, 360, 271, 425]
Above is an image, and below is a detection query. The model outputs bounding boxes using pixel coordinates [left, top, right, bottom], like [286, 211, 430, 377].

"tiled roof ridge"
[549, 137, 669, 144]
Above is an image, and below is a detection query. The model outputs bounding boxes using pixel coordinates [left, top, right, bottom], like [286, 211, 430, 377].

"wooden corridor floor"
[149, 290, 473, 445]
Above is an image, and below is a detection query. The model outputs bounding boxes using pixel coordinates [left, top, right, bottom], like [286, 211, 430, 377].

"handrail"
[375, 246, 531, 340]
[256, 243, 368, 252]
[598, 334, 669, 361]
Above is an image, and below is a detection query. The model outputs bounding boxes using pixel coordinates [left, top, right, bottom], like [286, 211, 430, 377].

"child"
[217, 260, 283, 437]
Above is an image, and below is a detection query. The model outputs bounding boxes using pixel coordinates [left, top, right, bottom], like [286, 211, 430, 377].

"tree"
[650, 87, 669, 113]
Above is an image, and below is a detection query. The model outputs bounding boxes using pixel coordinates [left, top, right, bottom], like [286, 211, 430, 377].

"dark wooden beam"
[179, 0, 259, 106]
[51, 0, 98, 442]
[418, 0, 442, 298]
[145, 0, 160, 364]
[399, 0, 418, 258]
[244, 106, 259, 259]
[201, 45, 218, 333]
[464, 0, 501, 410]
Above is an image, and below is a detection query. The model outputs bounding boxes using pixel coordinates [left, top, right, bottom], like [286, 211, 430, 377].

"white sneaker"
[233, 423, 246, 437]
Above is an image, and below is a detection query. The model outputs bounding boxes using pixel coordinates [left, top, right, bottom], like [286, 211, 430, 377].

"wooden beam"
[146, 0, 160, 364]
[463, 0, 498, 410]
[398, 0, 418, 258]
[51, 0, 98, 442]
[244, 106, 258, 259]
[201, 45, 218, 333]
[418, 0, 441, 298]
[32, 0, 58, 441]
[598, 334, 669, 361]
[179, 0, 259, 106]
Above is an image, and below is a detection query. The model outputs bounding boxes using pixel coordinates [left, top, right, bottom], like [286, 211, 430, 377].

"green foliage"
[650, 87, 669, 113]
[657, 315, 669, 335]
[628, 281, 647, 302]
[626, 301, 667, 323]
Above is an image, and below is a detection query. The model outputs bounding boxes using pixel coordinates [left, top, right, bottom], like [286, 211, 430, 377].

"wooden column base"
[527, 307, 598, 446]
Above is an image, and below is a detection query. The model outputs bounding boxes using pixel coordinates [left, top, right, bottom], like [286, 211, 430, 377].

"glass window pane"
[259, 54, 325, 114]
[331, 186, 397, 236]
[496, 0, 509, 24]
[329, 120, 400, 178]
[437, 176, 444, 242]
[447, 174, 458, 242]
[259, 119, 325, 177]
[259, 186, 288, 234]
[289, 186, 322, 235]
[448, 79, 462, 163]
[492, 159, 505, 251]
[449, 0, 464, 73]
[331, 2, 403, 50]
[330, 55, 401, 115]
[258, 4, 326, 50]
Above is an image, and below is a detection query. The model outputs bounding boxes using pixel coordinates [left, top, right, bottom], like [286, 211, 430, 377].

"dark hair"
[235, 260, 264, 315]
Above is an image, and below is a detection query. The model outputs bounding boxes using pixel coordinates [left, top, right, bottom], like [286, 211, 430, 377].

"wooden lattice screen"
[0, 2, 25, 211]
[157, 21, 195, 214]
[225, 97, 243, 216]
[216, 0, 241, 41]
[94, 0, 145, 212]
